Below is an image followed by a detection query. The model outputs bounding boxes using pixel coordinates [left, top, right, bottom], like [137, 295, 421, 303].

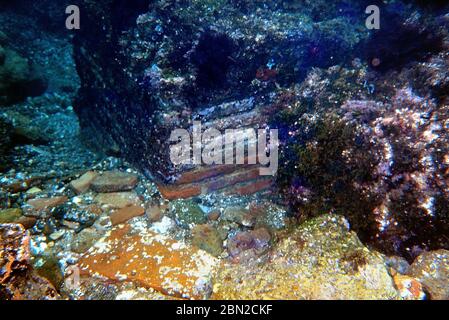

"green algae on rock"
[170, 199, 207, 229]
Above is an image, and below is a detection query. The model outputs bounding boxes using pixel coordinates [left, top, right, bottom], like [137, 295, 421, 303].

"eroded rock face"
[0, 224, 60, 300]
[212, 214, 400, 300]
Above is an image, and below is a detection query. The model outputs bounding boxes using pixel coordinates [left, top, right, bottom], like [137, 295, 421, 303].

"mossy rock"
[191, 224, 223, 257]
[170, 199, 207, 229]
[36, 256, 64, 290]
[0, 208, 23, 224]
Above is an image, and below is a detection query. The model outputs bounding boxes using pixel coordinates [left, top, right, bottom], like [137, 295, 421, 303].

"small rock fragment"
[25, 196, 68, 212]
[72, 227, 102, 254]
[110, 205, 145, 226]
[70, 171, 98, 194]
[393, 274, 426, 300]
[146, 204, 166, 223]
[49, 230, 65, 241]
[207, 210, 221, 221]
[15, 216, 37, 229]
[91, 171, 138, 193]
[95, 192, 142, 209]
[227, 228, 271, 262]
[26, 187, 42, 195]
[170, 199, 207, 228]
[0, 208, 22, 224]
[222, 206, 256, 227]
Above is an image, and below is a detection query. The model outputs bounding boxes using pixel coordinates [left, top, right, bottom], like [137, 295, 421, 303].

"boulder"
[408, 250, 449, 300]
[212, 214, 400, 300]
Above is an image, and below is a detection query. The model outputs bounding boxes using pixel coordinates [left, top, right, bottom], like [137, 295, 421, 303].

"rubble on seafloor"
[1, 152, 449, 300]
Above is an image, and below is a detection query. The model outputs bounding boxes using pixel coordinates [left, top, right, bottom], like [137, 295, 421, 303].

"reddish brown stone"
[207, 211, 221, 221]
[227, 228, 271, 263]
[176, 165, 237, 185]
[26, 196, 68, 211]
[16, 216, 37, 229]
[70, 171, 98, 194]
[205, 168, 261, 192]
[225, 178, 273, 196]
[393, 274, 426, 300]
[110, 205, 145, 226]
[157, 184, 202, 200]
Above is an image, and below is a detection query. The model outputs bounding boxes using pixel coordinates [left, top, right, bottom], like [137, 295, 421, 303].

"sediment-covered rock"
[90, 171, 139, 193]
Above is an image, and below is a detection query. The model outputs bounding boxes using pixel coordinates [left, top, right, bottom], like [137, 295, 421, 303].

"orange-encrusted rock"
[78, 224, 218, 299]
[0, 224, 60, 300]
[393, 274, 426, 300]
[110, 205, 145, 226]
[91, 171, 139, 193]
[70, 171, 99, 194]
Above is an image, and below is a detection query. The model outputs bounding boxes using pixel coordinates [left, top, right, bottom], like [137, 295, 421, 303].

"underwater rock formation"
[408, 249, 449, 300]
[73, 0, 366, 197]
[274, 45, 449, 261]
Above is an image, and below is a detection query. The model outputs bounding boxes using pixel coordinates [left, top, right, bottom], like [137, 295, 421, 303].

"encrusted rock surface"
[212, 214, 400, 300]
[0, 224, 60, 300]
[73, 223, 218, 299]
